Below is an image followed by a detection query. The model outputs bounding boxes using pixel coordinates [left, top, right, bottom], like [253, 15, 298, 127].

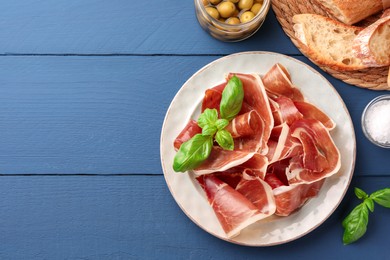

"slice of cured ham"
[273, 96, 303, 126]
[272, 179, 325, 216]
[197, 173, 275, 238]
[228, 73, 274, 155]
[173, 120, 202, 150]
[193, 147, 256, 176]
[294, 101, 335, 130]
[225, 110, 263, 152]
[287, 119, 341, 184]
[201, 82, 225, 114]
[213, 153, 268, 180]
[262, 63, 304, 102]
[236, 172, 276, 215]
[267, 123, 302, 164]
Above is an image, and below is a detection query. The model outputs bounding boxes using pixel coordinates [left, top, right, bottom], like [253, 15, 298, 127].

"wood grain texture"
[0, 1, 297, 55]
[0, 175, 388, 259]
[0, 55, 388, 175]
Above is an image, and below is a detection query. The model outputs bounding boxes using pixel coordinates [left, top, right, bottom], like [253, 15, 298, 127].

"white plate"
[160, 52, 356, 246]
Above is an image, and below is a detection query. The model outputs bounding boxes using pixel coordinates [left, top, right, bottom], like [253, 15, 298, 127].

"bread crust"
[353, 13, 390, 66]
[314, 0, 383, 25]
[293, 14, 367, 71]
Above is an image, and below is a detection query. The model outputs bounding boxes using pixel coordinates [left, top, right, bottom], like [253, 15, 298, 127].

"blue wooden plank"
[0, 175, 388, 259]
[0, 55, 388, 175]
[0, 1, 297, 55]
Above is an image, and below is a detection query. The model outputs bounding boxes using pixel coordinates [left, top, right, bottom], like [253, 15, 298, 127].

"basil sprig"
[173, 76, 244, 172]
[342, 187, 390, 245]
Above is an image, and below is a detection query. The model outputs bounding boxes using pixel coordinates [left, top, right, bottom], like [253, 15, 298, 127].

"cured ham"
[197, 173, 275, 238]
[287, 119, 341, 184]
[172, 64, 341, 238]
[201, 82, 225, 114]
[228, 73, 274, 155]
[262, 63, 304, 102]
[193, 147, 256, 176]
[213, 153, 268, 180]
[173, 120, 202, 150]
[226, 110, 263, 152]
[294, 101, 335, 130]
[267, 123, 302, 163]
[225, 110, 261, 138]
[273, 96, 303, 126]
[272, 179, 325, 216]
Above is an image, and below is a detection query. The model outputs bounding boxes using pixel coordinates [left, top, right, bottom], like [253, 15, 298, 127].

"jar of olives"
[194, 0, 270, 42]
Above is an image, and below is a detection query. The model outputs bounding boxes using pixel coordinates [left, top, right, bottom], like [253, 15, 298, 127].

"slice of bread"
[292, 14, 367, 71]
[352, 12, 390, 67]
[314, 0, 383, 25]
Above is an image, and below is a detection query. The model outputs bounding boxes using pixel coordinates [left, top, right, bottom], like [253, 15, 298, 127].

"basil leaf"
[202, 124, 217, 136]
[215, 129, 234, 151]
[342, 203, 369, 245]
[197, 108, 218, 129]
[370, 188, 390, 208]
[220, 76, 244, 121]
[173, 134, 213, 172]
[364, 198, 375, 213]
[216, 119, 229, 130]
[355, 187, 368, 200]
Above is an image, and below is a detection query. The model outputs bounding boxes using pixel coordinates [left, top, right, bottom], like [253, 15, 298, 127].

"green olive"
[226, 0, 239, 3]
[251, 3, 262, 14]
[202, 0, 209, 6]
[209, 0, 222, 4]
[238, 0, 254, 10]
[240, 11, 255, 23]
[217, 1, 236, 18]
[226, 17, 240, 25]
[205, 6, 220, 20]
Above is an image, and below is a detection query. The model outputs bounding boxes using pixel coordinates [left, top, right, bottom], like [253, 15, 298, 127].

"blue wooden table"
[0, 1, 389, 259]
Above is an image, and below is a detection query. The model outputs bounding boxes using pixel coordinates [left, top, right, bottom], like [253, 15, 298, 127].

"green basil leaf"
[216, 119, 229, 130]
[355, 187, 368, 200]
[215, 129, 234, 151]
[364, 198, 375, 213]
[220, 76, 244, 121]
[342, 203, 369, 245]
[197, 108, 218, 129]
[370, 188, 390, 208]
[202, 124, 217, 136]
[173, 134, 213, 172]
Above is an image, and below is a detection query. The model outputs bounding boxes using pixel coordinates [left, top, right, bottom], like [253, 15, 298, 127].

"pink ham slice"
[287, 119, 341, 185]
[267, 123, 302, 164]
[225, 110, 263, 152]
[294, 101, 335, 130]
[236, 172, 276, 215]
[201, 82, 225, 114]
[227, 73, 274, 155]
[193, 147, 256, 176]
[225, 110, 261, 138]
[272, 179, 325, 216]
[268, 97, 283, 126]
[197, 173, 275, 238]
[273, 96, 303, 126]
[173, 120, 202, 150]
[212, 152, 268, 180]
[262, 63, 304, 102]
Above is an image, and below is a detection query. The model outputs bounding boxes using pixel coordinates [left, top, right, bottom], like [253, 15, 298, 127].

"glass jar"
[194, 0, 271, 42]
[361, 95, 390, 148]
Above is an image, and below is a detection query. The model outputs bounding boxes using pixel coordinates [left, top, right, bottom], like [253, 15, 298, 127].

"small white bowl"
[361, 95, 390, 148]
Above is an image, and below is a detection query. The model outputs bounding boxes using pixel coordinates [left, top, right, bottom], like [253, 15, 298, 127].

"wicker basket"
[272, 0, 389, 90]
